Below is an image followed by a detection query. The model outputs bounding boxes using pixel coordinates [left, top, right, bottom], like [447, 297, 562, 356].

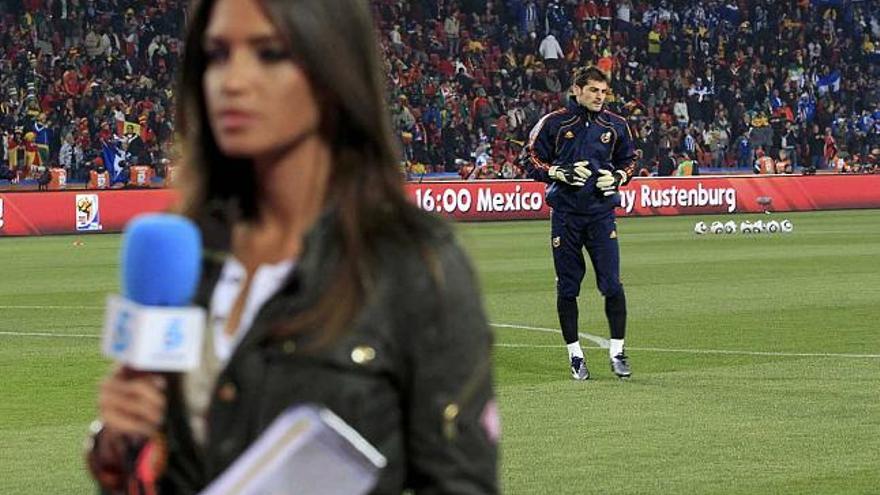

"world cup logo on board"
[75, 194, 103, 231]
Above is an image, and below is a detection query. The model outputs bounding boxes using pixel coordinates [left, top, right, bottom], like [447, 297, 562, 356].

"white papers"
[199, 405, 387, 495]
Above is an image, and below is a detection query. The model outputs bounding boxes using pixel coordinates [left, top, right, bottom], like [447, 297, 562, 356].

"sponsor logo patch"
[552, 236, 561, 248]
[564, 130, 575, 139]
[600, 131, 612, 144]
[610, 230, 618, 239]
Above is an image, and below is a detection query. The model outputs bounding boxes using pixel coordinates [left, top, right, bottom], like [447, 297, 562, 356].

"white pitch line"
[495, 343, 560, 349]
[491, 323, 609, 348]
[631, 346, 880, 359]
[490, 323, 880, 359]
[2, 323, 878, 360]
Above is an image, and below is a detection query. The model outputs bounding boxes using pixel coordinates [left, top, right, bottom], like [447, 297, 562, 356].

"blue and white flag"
[816, 70, 841, 95]
[101, 140, 127, 183]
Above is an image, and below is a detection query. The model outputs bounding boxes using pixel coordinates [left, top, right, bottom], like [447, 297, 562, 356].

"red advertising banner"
[405, 175, 880, 220]
[617, 175, 880, 216]
[406, 180, 550, 221]
[0, 190, 178, 236]
[1, 175, 879, 235]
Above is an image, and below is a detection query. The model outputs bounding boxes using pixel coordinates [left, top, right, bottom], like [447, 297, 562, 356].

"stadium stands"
[372, 0, 880, 178]
[2, 1, 879, 188]
[0, 0, 184, 186]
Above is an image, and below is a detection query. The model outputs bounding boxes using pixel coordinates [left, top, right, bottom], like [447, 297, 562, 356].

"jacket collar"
[224, 206, 342, 352]
[567, 97, 600, 121]
[194, 201, 340, 312]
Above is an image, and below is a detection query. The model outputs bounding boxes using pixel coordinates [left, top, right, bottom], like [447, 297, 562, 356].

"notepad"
[199, 405, 387, 495]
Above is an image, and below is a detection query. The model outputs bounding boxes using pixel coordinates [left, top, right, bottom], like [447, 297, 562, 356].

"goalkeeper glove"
[548, 161, 591, 187]
[595, 169, 628, 196]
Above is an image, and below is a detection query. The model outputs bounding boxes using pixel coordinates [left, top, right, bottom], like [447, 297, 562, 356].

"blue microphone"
[102, 214, 206, 371]
[121, 214, 202, 306]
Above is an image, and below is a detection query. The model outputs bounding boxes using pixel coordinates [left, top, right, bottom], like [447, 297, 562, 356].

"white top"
[209, 256, 295, 362]
[184, 255, 294, 445]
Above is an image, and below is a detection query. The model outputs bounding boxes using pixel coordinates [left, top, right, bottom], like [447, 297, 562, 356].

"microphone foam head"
[121, 213, 202, 306]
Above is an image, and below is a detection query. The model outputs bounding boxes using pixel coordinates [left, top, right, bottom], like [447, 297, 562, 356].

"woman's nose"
[219, 50, 257, 95]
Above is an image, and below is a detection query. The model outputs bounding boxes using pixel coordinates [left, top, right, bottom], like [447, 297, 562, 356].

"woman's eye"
[259, 48, 289, 63]
[204, 47, 228, 63]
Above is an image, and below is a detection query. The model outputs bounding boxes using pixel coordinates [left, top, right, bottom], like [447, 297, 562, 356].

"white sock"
[609, 339, 625, 359]
[567, 342, 584, 359]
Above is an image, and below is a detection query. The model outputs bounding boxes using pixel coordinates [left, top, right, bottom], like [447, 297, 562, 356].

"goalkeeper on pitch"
[523, 66, 636, 380]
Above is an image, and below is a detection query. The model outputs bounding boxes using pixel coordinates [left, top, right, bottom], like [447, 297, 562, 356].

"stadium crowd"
[372, 0, 880, 179]
[2, 0, 879, 187]
[0, 0, 185, 184]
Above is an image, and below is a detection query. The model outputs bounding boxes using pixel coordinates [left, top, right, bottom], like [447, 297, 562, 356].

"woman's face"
[203, 0, 320, 159]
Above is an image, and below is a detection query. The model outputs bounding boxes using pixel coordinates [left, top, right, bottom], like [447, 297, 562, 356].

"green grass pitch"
[1, 209, 878, 494]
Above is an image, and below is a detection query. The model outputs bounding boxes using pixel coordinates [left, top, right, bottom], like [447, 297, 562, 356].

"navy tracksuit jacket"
[524, 100, 637, 298]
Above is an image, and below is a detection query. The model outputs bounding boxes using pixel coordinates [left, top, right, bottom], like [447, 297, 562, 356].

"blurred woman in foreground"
[87, 0, 498, 492]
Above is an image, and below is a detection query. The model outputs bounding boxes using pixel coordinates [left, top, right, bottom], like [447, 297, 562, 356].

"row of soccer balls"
[694, 219, 794, 234]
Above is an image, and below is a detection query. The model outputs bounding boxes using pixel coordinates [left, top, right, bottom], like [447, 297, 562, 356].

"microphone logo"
[112, 310, 133, 353]
[163, 319, 185, 351]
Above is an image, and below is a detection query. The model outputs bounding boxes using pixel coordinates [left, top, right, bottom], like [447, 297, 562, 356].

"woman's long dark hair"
[177, 0, 431, 344]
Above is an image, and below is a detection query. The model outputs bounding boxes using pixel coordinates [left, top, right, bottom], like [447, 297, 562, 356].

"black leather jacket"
[158, 205, 498, 494]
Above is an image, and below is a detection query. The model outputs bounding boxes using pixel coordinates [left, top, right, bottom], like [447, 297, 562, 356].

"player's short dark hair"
[571, 66, 609, 88]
